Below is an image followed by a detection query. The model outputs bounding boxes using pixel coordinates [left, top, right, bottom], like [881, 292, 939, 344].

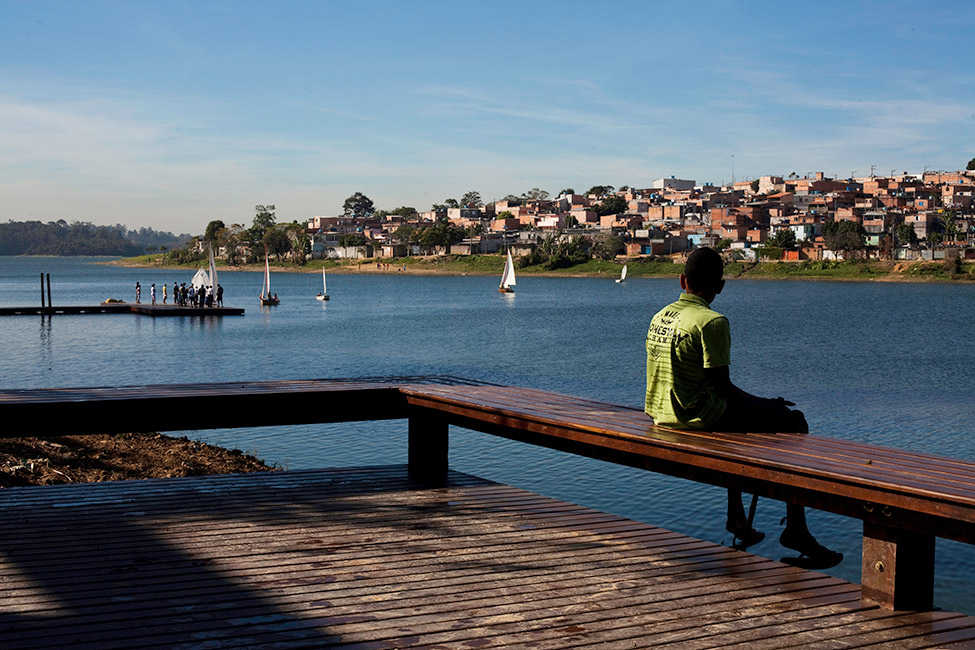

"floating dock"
[0, 303, 244, 316]
[2, 273, 243, 316]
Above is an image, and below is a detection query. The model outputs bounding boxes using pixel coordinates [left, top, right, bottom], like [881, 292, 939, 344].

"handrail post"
[408, 408, 448, 486]
[861, 521, 935, 610]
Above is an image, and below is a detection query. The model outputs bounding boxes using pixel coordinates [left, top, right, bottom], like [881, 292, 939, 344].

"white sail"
[191, 267, 210, 290]
[263, 250, 271, 297]
[500, 250, 517, 290]
[208, 244, 218, 296]
[317, 267, 329, 300]
[620, 265, 627, 281]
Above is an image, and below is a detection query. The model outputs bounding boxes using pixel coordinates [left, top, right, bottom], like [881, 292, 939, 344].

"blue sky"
[2, 0, 973, 234]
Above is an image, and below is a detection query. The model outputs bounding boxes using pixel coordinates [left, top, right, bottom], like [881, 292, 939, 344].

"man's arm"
[704, 366, 794, 406]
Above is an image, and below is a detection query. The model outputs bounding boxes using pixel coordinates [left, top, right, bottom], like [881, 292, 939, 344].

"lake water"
[2, 256, 975, 613]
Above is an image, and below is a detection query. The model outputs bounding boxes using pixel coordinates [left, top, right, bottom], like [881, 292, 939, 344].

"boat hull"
[498, 287, 514, 293]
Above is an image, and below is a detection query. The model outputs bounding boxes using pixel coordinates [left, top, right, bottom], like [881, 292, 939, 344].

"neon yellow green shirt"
[645, 293, 730, 429]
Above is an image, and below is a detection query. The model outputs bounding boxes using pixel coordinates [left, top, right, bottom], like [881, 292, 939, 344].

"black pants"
[712, 393, 808, 434]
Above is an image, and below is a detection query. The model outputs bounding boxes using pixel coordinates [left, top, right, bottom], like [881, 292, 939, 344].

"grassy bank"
[113, 254, 975, 283]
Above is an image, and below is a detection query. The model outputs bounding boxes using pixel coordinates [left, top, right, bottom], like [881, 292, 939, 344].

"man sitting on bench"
[644, 246, 842, 570]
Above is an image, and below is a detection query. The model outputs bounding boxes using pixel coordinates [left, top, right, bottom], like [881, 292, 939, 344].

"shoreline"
[105, 255, 975, 284]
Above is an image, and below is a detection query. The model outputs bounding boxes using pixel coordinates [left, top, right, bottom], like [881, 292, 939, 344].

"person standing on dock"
[135, 282, 141, 304]
[644, 246, 842, 570]
[162, 284, 168, 304]
[150, 283, 156, 305]
[216, 284, 223, 307]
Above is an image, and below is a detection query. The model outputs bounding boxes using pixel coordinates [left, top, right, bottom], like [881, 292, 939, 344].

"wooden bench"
[3, 377, 973, 613]
[399, 383, 975, 612]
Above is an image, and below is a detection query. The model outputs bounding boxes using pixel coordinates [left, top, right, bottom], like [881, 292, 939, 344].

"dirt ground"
[0, 433, 274, 488]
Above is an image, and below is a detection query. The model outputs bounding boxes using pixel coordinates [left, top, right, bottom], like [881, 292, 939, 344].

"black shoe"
[779, 531, 843, 570]
[726, 521, 765, 550]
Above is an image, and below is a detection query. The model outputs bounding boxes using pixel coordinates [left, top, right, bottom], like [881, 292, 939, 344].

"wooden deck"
[2, 466, 974, 649]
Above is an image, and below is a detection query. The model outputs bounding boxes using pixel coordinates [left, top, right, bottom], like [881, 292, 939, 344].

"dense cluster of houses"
[304, 170, 975, 261]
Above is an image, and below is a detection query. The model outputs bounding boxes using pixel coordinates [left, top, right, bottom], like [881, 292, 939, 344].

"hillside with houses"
[302, 171, 975, 264]
[167, 169, 975, 271]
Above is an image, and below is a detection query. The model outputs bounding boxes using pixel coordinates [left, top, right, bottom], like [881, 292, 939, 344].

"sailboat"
[616, 264, 627, 283]
[499, 250, 516, 293]
[260, 247, 279, 305]
[316, 267, 330, 301]
[208, 243, 219, 303]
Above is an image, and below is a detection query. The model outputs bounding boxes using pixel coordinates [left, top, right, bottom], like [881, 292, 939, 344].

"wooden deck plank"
[2, 466, 974, 649]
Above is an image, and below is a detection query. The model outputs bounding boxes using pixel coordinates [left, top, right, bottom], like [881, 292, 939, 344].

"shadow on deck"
[2, 466, 973, 649]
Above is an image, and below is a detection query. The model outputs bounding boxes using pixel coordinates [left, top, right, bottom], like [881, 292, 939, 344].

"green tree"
[342, 192, 375, 218]
[219, 224, 246, 266]
[281, 222, 310, 265]
[894, 222, 919, 249]
[542, 235, 589, 269]
[204, 220, 225, 244]
[749, 179, 760, 193]
[943, 210, 958, 241]
[253, 205, 276, 233]
[593, 195, 628, 217]
[393, 224, 417, 245]
[522, 188, 549, 201]
[587, 185, 614, 197]
[767, 228, 797, 249]
[263, 227, 291, 260]
[590, 231, 624, 260]
[823, 220, 867, 257]
[338, 232, 367, 247]
[460, 190, 483, 207]
[419, 221, 465, 253]
[247, 205, 277, 262]
[559, 188, 576, 196]
[389, 206, 418, 218]
[967, 157, 975, 171]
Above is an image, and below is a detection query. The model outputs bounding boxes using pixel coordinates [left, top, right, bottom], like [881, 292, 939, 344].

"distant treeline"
[0, 220, 189, 256]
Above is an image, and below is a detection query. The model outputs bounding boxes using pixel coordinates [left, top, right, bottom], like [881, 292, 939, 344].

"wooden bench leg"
[861, 521, 935, 610]
[408, 410, 448, 486]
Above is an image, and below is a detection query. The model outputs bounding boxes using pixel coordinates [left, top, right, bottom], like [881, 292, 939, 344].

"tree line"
[0, 220, 187, 256]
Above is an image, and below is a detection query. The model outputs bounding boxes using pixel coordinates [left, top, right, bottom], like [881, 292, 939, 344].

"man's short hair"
[684, 247, 723, 293]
